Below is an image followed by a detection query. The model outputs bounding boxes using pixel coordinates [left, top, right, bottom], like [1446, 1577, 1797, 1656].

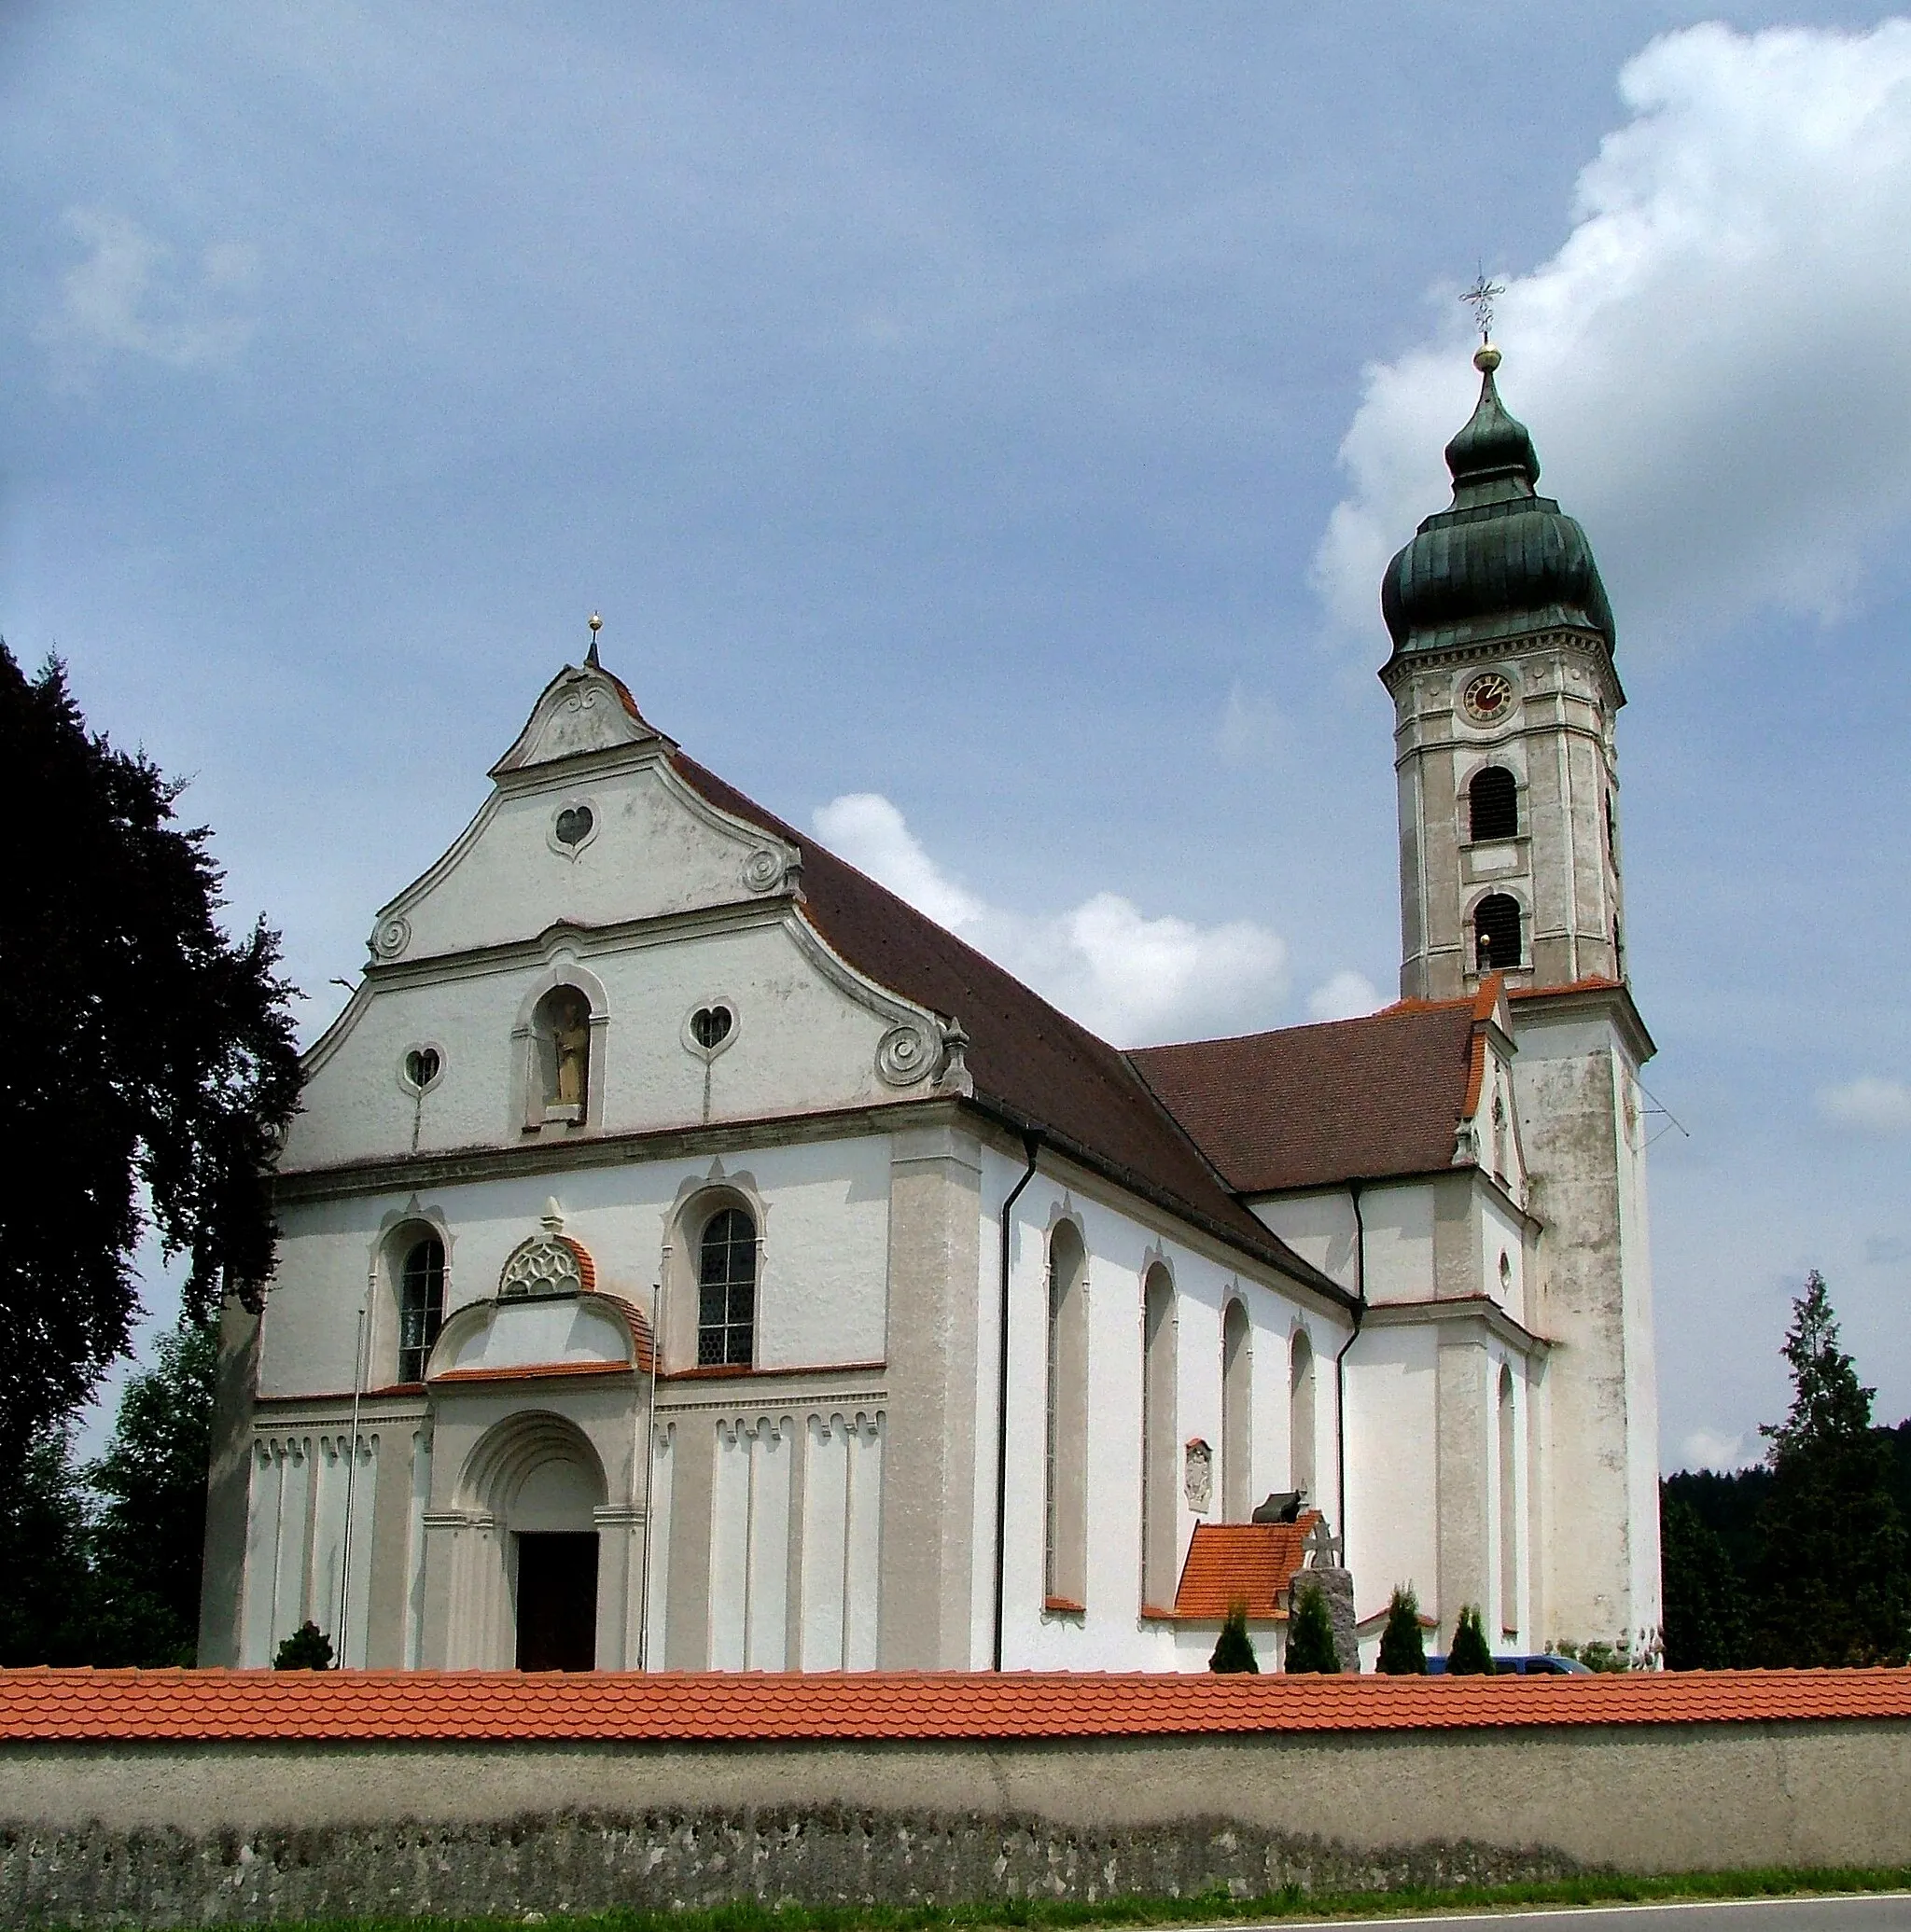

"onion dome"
[1381, 346, 1614, 660]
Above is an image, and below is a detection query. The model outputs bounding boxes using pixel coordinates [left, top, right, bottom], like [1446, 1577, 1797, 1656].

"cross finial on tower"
[1460, 270, 1505, 345]
[586, 610, 603, 668]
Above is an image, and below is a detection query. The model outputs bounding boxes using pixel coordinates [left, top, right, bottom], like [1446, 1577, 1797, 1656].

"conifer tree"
[1209, 1601, 1260, 1673]
[1660, 1494, 1750, 1670]
[1446, 1604, 1496, 1674]
[1376, 1584, 1429, 1674]
[273, 1621, 334, 1670]
[1751, 1272, 1910, 1667]
[1284, 1581, 1340, 1674]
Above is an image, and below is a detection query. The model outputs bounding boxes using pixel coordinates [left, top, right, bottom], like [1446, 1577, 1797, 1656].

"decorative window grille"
[1469, 765, 1518, 841]
[398, 1236, 445, 1383]
[697, 1207, 757, 1367]
[1473, 894, 1523, 971]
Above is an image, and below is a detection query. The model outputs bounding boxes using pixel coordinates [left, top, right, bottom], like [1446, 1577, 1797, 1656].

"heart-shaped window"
[404, 1047, 441, 1090]
[554, 805, 594, 848]
[690, 1005, 733, 1049]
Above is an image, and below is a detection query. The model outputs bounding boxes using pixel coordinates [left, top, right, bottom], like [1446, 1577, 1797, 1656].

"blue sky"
[4, 3, 1907, 1470]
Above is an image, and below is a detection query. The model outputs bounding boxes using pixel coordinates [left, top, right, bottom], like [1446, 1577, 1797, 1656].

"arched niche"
[509, 960, 609, 1135]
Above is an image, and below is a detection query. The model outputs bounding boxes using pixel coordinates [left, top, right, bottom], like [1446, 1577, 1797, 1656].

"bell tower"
[1379, 344, 1625, 1001]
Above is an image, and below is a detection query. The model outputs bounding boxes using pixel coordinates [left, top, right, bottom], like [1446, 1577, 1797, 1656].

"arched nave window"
[1139, 1265, 1178, 1609]
[1043, 1221, 1089, 1607]
[697, 1207, 757, 1368]
[1498, 1363, 1519, 1637]
[1221, 1299, 1252, 1522]
[398, 1234, 444, 1383]
[1289, 1328, 1317, 1503]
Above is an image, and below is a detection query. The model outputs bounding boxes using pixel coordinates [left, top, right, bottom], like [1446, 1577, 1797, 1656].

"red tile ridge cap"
[430, 1360, 635, 1385]
[1508, 976, 1625, 1001]
[3, 1669, 1909, 1744]
[660, 1359, 886, 1383]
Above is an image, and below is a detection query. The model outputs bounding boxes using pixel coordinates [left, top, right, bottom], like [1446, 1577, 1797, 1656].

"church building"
[198, 345, 1662, 1674]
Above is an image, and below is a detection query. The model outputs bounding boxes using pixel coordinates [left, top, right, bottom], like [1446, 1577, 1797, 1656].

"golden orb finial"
[588, 611, 603, 634]
[1473, 342, 1501, 374]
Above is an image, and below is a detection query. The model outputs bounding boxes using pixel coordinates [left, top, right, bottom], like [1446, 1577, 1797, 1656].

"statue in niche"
[542, 989, 592, 1121]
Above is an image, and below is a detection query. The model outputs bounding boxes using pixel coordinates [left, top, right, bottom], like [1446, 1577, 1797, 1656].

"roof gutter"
[1333, 1179, 1368, 1550]
[992, 1131, 1042, 1672]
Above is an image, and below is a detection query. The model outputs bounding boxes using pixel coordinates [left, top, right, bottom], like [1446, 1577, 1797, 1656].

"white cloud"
[1315, 21, 1911, 651]
[1817, 1076, 1911, 1135]
[1679, 1427, 1751, 1473]
[37, 208, 258, 389]
[1306, 970, 1383, 1023]
[813, 792, 1287, 1046]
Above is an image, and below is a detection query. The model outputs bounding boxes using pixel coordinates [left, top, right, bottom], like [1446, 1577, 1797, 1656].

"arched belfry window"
[697, 1207, 757, 1368]
[1469, 765, 1518, 841]
[398, 1235, 445, 1383]
[1473, 894, 1523, 972]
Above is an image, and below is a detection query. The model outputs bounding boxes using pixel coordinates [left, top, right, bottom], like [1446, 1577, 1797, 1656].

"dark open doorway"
[515, 1531, 598, 1671]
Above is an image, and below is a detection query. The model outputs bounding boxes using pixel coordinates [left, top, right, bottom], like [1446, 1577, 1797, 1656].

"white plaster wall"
[385, 756, 784, 965]
[973, 1147, 1350, 1675]
[1248, 1190, 1356, 1291]
[1480, 1190, 1527, 1325]
[1248, 1182, 1436, 1307]
[286, 918, 921, 1172]
[1343, 1327, 1439, 1626]
[259, 1134, 892, 1398]
[240, 1426, 376, 1668]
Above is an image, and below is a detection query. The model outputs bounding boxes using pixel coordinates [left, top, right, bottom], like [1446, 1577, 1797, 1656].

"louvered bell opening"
[1469, 765, 1518, 841]
[1473, 894, 1523, 971]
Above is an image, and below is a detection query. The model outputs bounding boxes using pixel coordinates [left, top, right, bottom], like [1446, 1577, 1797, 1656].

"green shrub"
[1284, 1581, 1340, 1674]
[1446, 1604, 1495, 1675]
[272, 1621, 334, 1670]
[1208, 1601, 1260, 1673]
[1376, 1584, 1429, 1675]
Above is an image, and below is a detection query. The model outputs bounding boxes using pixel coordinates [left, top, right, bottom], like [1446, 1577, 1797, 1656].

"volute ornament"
[874, 1022, 935, 1088]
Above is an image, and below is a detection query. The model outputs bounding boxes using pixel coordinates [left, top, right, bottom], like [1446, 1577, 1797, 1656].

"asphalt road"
[1200, 1899, 1911, 1932]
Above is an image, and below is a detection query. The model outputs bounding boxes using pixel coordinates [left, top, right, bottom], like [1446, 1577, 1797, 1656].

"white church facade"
[198, 345, 1662, 1674]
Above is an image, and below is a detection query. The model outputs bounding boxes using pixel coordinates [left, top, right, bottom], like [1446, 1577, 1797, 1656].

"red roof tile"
[1130, 1001, 1482, 1194]
[671, 756, 1343, 1298]
[1165, 1517, 1319, 1619]
[1, 1669, 1906, 1742]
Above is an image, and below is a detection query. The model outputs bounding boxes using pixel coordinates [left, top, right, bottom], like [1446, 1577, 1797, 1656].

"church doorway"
[515, 1531, 598, 1671]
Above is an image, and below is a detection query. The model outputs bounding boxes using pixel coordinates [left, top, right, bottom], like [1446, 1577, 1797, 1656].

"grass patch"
[138, 1865, 1911, 1932]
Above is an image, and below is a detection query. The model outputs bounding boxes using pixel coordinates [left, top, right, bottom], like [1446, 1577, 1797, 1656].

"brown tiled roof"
[4, 1668, 1909, 1741]
[672, 757, 1341, 1296]
[1129, 999, 1484, 1195]
[1165, 1515, 1319, 1620]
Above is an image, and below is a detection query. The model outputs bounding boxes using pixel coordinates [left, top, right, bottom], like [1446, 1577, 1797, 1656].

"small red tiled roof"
[1, 1669, 1908, 1741]
[672, 756, 1343, 1298]
[1130, 1000, 1481, 1194]
[1166, 1516, 1319, 1620]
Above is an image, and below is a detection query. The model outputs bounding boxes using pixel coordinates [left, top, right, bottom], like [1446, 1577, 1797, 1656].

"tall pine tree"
[1660, 1494, 1750, 1669]
[1751, 1272, 1909, 1667]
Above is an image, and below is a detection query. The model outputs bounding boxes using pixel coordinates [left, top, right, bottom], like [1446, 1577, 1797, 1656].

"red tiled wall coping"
[1, 1668, 1907, 1744]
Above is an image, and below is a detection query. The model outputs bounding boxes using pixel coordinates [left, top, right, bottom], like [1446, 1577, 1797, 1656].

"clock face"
[1462, 672, 1514, 725]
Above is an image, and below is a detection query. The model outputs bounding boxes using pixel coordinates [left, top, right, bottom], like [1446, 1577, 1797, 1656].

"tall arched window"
[398, 1235, 445, 1383]
[1468, 765, 1518, 841]
[1473, 894, 1522, 972]
[1139, 1266, 1178, 1610]
[1221, 1299, 1252, 1522]
[1043, 1222, 1089, 1607]
[1498, 1364, 1518, 1637]
[1289, 1328, 1316, 1501]
[697, 1207, 756, 1367]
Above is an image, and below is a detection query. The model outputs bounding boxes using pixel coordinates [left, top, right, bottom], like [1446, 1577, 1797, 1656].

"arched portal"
[459, 1412, 608, 1672]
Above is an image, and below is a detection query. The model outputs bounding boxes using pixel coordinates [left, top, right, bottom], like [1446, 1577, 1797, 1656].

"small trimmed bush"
[1377, 1584, 1429, 1675]
[1446, 1604, 1496, 1675]
[272, 1620, 335, 1670]
[1209, 1602, 1260, 1674]
[1284, 1581, 1340, 1674]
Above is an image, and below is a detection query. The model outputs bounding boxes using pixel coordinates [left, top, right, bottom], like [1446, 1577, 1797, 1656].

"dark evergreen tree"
[1446, 1604, 1495, 1674]
[1660, 1494, 1751, 1670]
[1750, 1272, 1910, 1667]
[0, 1427, 97, 1664]
[1208, 1601, 1260, 1673]
[1284, 1581, 1340, 1674]
[86, 1320, 219, 1666]
[0, 646, 301, 1463]
[1376, 1584, 1429, 1674]
[273, 1621, 334, 1670]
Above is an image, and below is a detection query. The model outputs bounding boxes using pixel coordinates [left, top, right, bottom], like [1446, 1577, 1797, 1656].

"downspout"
[337, 1292, 370, 1668]
[992, 1132, 1042, 1672]
[1333, 1180, 1368, 1548]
